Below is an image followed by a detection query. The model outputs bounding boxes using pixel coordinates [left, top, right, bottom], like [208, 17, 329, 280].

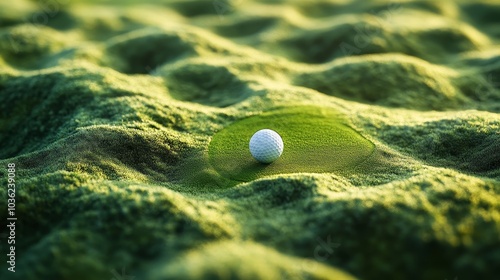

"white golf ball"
[249, 129, 284, 163]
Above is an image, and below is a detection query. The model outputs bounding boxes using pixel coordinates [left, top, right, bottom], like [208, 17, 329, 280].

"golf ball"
[249, 129, 284, 163]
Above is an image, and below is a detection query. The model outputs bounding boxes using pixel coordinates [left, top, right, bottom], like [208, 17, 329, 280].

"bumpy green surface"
[0, 0, 499, 280]
[209, 106, 375, 181]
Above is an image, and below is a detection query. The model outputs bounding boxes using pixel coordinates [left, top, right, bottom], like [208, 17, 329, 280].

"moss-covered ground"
[0, 0, 499, 279]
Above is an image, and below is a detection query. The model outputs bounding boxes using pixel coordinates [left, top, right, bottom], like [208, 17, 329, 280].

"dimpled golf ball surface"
[249, 129, 284, 163]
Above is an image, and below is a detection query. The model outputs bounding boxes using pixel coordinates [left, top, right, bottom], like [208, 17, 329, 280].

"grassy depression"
[208, 106, 375, 182]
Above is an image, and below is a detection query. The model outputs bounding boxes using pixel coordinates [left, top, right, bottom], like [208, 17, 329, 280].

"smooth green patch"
[208, 106, 375, 181]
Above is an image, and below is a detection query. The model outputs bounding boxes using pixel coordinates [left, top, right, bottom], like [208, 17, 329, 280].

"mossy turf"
[1, 0, 500, 280]
[208, 106, 374, 181]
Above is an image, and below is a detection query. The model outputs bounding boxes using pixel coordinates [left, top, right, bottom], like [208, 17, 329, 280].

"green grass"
[208, 106, 375, 182]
